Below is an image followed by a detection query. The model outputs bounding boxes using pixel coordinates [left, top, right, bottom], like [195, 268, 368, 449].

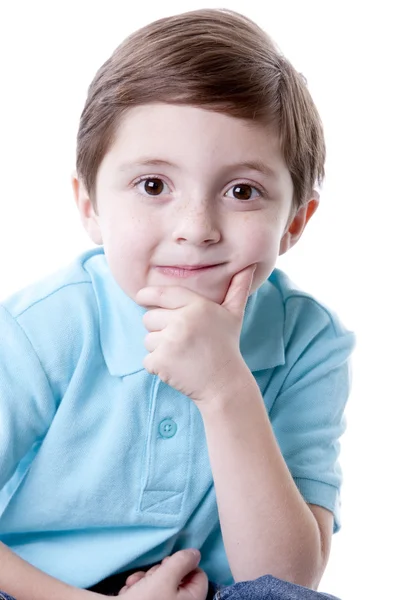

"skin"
[116, 550, 208, 600]
[73, 103, 332, 593]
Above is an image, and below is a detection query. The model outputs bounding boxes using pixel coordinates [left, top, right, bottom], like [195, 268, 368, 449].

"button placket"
[139, 379, 191, 517]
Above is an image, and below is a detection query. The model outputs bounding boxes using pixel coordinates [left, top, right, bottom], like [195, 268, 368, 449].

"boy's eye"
[225, 184, 261, 201]
[134, 178, 263, 201]
[137, 177, 168, 196]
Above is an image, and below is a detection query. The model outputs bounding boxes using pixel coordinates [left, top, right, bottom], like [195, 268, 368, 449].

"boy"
[0, 8, 354, 600]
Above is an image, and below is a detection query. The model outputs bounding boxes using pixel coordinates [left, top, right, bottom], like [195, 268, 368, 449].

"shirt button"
[159, 418, 177, 439]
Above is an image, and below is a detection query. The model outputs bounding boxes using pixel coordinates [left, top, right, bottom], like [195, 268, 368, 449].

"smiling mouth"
[155, 264, 224, 278]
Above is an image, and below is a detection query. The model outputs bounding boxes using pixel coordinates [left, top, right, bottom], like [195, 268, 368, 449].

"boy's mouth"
[155, 263, 225, 278]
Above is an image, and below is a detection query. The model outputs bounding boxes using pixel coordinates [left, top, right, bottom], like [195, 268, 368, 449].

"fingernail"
[190, 549, 200, 558]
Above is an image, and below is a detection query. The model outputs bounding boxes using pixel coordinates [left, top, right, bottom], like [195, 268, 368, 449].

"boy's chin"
[157, 278, 228, 305]
[184, 281, 228, 304]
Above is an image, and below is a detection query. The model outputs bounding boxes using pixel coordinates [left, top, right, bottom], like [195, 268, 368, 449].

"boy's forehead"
[113, 104, 278, 147]
[106, 104, 286, 174]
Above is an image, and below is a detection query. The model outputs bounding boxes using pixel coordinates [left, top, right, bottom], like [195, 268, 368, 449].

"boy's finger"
[178, 567, 209, 599]
[124, 571, 146, 587]
[126, 572, 146, 584]
[142, 307, 171, 332]
[155, 549, 201, 588]
[145, 564, 162, 576]
[118, 585, 128, 595]
[222, 264, 256, 318]
[135, 286, 197, 309]
[144, 331, 163, 353]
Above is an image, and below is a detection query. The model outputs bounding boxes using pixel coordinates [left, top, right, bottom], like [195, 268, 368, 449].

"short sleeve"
[269, 296, 355, 533]
[0, 304, 55, 491]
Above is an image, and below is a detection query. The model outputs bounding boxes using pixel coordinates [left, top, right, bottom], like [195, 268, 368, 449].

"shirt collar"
[240, 280, 285, 372]
[87, 251, 285, 377]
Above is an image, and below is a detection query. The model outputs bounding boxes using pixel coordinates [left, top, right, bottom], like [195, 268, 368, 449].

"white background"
[0, 1, 399, 598]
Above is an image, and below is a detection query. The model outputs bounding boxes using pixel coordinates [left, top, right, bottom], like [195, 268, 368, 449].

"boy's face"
[74, 104, 318, 304]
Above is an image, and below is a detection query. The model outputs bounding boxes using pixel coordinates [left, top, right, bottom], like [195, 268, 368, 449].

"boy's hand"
[135, 265, 256, 404]
[118, 549, 208, 600]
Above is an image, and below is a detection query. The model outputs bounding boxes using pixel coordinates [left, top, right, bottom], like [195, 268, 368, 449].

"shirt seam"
[8, 280, 91, 319]
[282, 293, 342, 338]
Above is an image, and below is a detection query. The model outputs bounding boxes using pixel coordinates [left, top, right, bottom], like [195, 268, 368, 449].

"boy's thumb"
[222, 264, 256, 318]
[157, 549, 201, 587]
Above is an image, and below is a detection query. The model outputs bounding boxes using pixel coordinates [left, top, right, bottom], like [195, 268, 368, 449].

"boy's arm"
[199, 369, 328, 589]
[0, 542, 102, 600]
[198, 310, 354, 590]
[0, 308, 99, 599]
[0, 305, 57, 489]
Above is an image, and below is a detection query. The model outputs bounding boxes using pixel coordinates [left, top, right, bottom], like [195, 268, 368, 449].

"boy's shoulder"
[0, 248, 105, 370]
[267, 268, 350, 337]
[1, 247, 102, 319]
[0, 248, 107, 387]
[242, 268, 354, 373]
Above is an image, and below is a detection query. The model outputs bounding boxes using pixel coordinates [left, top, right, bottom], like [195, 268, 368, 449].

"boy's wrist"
[196, 361, 261, 418]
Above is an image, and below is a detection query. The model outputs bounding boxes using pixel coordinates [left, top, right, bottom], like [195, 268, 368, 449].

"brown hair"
[76, 8, 325, 211]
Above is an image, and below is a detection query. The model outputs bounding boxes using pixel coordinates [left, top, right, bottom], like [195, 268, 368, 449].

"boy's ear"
[71, 173, 103, 245]
[279, 193, 319, 256]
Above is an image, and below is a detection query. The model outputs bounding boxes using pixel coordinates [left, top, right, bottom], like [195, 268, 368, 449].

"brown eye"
[226, 183, 265, 202]
[232, 184, 253, 200]
[143, 178, 164, 195]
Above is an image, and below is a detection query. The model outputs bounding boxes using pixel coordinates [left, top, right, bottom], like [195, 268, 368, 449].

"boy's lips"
[154, 263, 225, 278]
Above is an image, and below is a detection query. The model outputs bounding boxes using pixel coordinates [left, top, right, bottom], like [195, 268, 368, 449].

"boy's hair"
[76, 8, 325, 212]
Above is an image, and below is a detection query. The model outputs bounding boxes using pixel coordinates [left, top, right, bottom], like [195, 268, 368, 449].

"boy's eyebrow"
[229, 160, 278, 179]
[117, 158, 278, 179]
[118, 159, 179, 172]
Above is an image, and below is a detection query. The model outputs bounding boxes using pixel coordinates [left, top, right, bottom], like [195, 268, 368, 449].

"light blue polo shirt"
[0, 248, 355, 587]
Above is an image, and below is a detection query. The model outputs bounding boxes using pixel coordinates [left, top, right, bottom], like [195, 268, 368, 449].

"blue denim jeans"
[212, 575, 340, 599]
[0, 576, 340, 599]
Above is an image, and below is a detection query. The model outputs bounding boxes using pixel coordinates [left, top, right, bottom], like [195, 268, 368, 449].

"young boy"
[0, 8, 354, 600]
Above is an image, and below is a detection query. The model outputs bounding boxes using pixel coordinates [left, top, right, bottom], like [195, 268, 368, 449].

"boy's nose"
[172, 206, 221, 246]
